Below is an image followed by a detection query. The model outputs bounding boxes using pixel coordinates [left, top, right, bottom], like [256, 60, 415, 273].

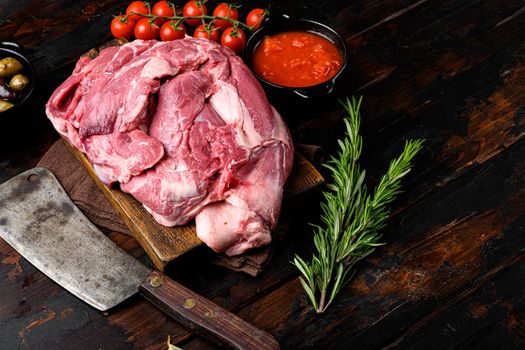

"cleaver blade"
[0, 167, 151, 311]
[0, 168, 279, 350]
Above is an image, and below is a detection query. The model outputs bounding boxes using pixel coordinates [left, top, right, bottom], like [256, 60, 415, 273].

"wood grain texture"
[383, 252, 525, 349]
[0, 232, 189, 350]
[181, 125, 525, 350]
[2, 0, 525, 349]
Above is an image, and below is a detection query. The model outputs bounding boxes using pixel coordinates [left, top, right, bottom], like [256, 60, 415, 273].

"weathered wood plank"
[0, 232, 189, 350]
[293, 0, 525, 203]
[181, 137, 525, 349]
[384, 251, 525, 349]
[177, 0, 525, 346]
[2, 0, 525, 349]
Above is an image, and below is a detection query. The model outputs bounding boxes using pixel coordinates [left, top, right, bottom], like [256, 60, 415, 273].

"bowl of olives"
[0, 42, 35, 114]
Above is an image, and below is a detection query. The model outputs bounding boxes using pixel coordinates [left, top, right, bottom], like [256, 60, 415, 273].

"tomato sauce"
[252, 31, 342, 88]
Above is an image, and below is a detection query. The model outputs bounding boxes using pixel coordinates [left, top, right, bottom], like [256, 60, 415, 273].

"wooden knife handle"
[139, 271, 280, 350]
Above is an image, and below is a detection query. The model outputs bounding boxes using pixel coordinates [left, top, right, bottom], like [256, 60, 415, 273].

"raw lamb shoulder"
[46, 38, 294, 256]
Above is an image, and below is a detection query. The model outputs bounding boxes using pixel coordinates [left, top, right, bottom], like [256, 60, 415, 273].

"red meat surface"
[46, 38, 293, 256]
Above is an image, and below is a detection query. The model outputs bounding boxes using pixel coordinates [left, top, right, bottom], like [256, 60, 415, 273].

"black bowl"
[0, 42, 36, 116]
[244, 15, 348, 99]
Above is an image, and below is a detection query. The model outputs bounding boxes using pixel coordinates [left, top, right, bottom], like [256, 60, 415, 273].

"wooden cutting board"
[67, 142, 323, 271]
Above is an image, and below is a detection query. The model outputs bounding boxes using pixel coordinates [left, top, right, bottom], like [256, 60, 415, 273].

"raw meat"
[46, 38, 293, 256]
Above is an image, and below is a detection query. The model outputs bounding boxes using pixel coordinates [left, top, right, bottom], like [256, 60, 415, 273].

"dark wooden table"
[2, 1, 525, 349]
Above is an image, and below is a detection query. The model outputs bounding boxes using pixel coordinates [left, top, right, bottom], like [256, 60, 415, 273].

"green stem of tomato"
[129, 11, 257, 31]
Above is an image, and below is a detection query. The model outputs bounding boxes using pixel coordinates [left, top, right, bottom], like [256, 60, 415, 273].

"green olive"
[9, 74, 29, 91]
[0, 100, 14, 112]
[0, 57, 23, 78]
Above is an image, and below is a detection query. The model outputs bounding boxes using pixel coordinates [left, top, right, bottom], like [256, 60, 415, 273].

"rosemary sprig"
[293, 96, 423, 313]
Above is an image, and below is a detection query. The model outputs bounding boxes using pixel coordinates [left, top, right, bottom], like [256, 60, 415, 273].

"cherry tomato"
[246, 8, 266, 30]
[134, 18, 160, 40]
[110, 15, 136, 40]
[126, 1, 150, 22]
[212, 3, 239, 30]
[220, 27, 246, 54]
[160, 21, 186, 41]
[152, 1, 175, 24]
[194, 24, 220, 42]
[183, 1, 208, 27]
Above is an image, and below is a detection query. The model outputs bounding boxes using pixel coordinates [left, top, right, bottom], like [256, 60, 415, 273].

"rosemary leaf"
[293, 96, 423, 313]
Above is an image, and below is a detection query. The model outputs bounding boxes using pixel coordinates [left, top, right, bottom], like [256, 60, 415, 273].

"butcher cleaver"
[0, 168, 279, 350]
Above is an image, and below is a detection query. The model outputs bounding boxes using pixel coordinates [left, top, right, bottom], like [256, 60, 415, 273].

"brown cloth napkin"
[37, 140, 322, 276]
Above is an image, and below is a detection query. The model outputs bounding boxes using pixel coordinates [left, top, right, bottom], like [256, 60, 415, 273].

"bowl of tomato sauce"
[245, 16, 347, 98]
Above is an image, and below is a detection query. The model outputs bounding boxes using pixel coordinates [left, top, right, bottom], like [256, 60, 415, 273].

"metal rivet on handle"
[183, 298, 196, 309]
[150, 275, 163, 288]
